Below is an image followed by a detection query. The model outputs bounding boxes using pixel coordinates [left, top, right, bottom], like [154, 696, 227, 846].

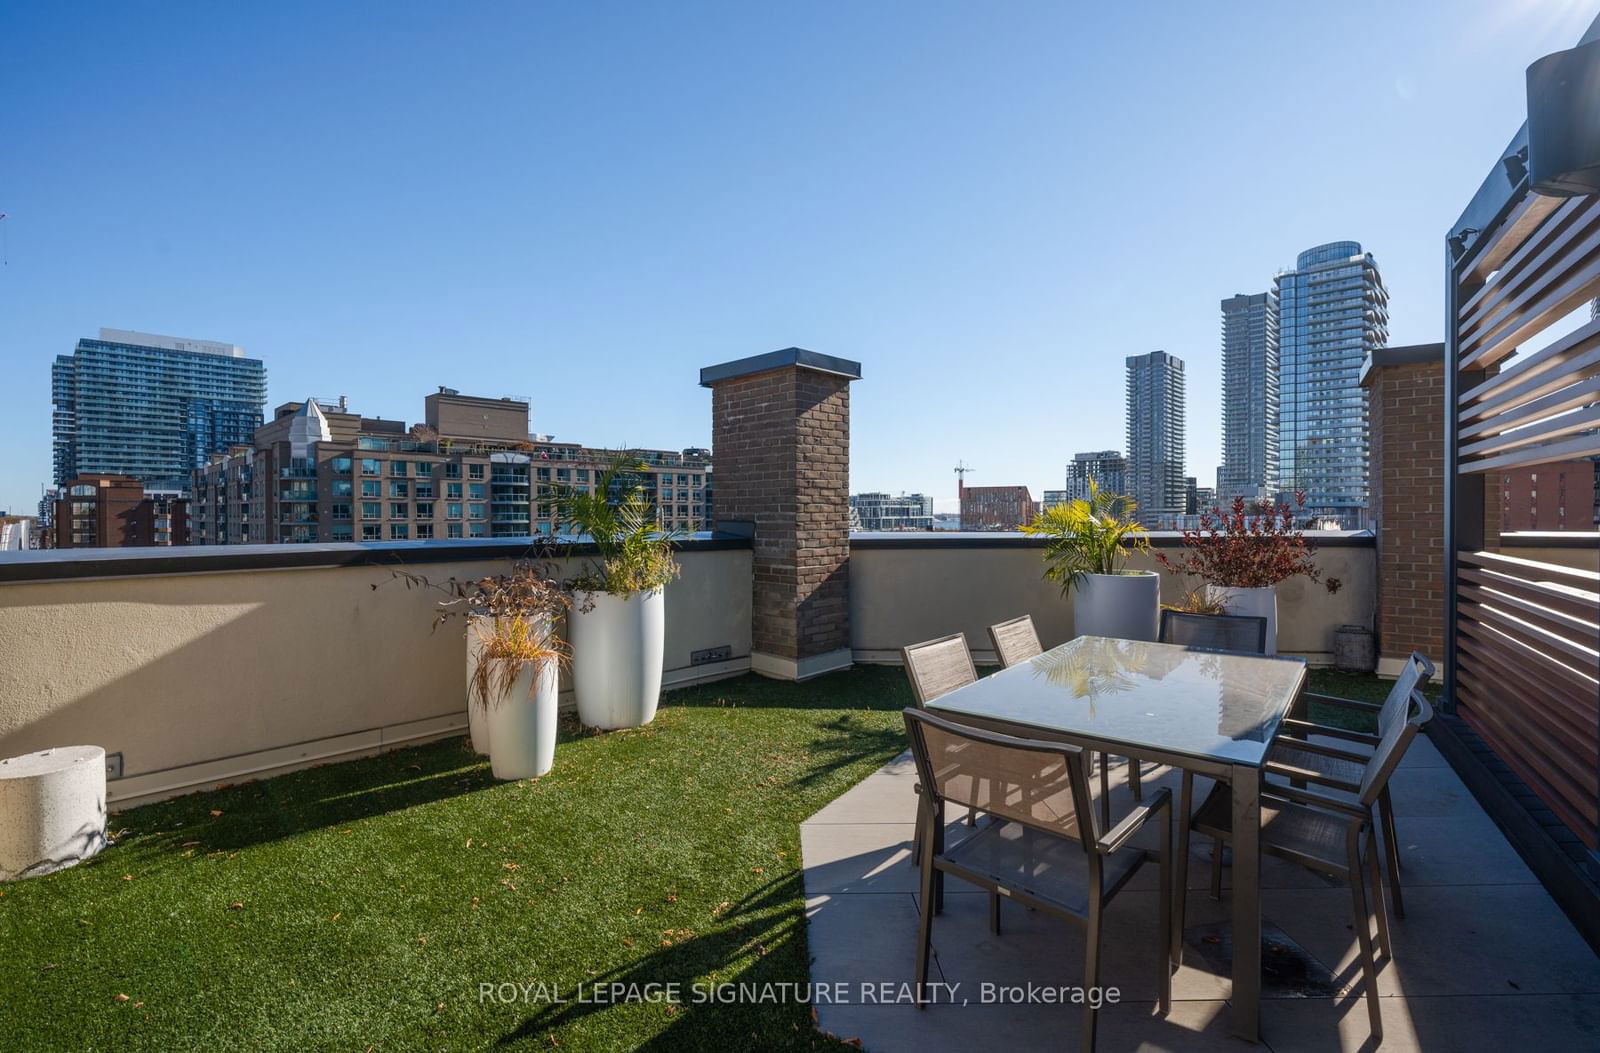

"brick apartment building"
[1500, 461, 1598, 531]
[52, 474, 189, 548]
[192, 389, 710, 545]
[959, 485, 1037, 531]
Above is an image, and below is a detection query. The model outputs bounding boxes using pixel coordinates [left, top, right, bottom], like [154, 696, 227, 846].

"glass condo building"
[52, 329, 267, 490]
[1274, 243, 1388, 524]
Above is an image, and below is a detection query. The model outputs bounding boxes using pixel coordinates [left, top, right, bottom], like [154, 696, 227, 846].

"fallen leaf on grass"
[114, 994, 129, 1003]
[330, 912, 342, 922]
[209, 810, 223, 818]
[228, 901, 245, 911]
[121, 875, 132, 882]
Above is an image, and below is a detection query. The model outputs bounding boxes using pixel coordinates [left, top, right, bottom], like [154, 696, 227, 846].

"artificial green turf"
[0, 664, 1398, 1052]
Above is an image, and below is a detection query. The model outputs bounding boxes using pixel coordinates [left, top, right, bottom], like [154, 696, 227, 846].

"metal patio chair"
[1175, 685, 1435, 1041]
[987, 614, 1044, 669]
[989, 614, 1126, 828]
[903, 706, 1172, 1053]
[1150, 610, 1270, 807]
[903, 633, 980, 866]
[1268, 651, 1436, 917]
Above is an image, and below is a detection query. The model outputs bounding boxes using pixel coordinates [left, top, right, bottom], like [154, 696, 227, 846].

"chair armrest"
[1272, 735, 1372, 763]
[1096, 787, 1171, 855]
[1278, 718, 1380, 746]
[1265, 784, 1369, 821]
[1302, 692, 1382, 714]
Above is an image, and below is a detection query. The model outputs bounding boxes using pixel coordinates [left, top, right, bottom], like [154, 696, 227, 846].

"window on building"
[468, 464, 485, 479]
[446, 482, 462, 499]
[389, 481, 408, 498]
[391, 502, 408, 519]
[469, 522, 487, 537]
[362, 523, 381, 540]
[468, 483, 486, 499]
[416, 482, 434, 499]
[361, 479, 380, 498]
[331, 504, 352, 520]
[331, 524, 353, 541]
[361, 458, 381, 476]
[416, 502, 434, 520]
[361, 502, 381, 519]
[447, 502, 463, 519]
[447, 522, 464, 538]
[416, 461, 434, 477]
[390, 524, 409, 540]
[469, 503, 486, 520]
[331, 457, 353, 475]
[332, 480, 354, 498]
[444, 463, 462, 479]
[391, 460, 408, 477]
[415, 523, 434, 539]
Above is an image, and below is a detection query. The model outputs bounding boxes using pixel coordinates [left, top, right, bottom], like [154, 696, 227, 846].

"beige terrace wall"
[0, 548, 752, 807]
[849, 538, 1376, 666]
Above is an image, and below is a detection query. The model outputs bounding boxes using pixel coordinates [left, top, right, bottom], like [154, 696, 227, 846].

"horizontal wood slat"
[1458, 580, 1600, 645]
[1462, 551, 1600, 590]
[1458, 316, 1600, 417]
[1461, 192, 1568, 286]
[1459, 194, 1597, 323]
[1458, 374, 1600, 441]
[1458, 565, 1600, 623]
[1458, 694, 1599, 850]
[1458, 403, 1600, 458]
[1459, 431, 1600, 474]
[1454, 660, 1597, 790]
[1455, 616, 1599, 733]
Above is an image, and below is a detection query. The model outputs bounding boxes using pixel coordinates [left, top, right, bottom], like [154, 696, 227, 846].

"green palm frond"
[1021, 477, 1149, 596]
[555, 453, 681, 596]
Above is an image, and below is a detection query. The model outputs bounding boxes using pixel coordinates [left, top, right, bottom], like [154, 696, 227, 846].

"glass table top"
[926, 635, 1308, 768]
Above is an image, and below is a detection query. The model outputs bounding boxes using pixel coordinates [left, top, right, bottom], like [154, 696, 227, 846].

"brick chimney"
[701, 348, 862, 680]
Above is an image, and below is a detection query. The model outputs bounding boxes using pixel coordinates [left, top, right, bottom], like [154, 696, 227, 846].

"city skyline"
[2, 4, 1592, 516]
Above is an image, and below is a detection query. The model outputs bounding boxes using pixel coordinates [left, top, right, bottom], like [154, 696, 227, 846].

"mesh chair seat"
[1190, 780, 1350, 874]
[1268, 740, 1366, 790]
[943, 821, 1146, 917]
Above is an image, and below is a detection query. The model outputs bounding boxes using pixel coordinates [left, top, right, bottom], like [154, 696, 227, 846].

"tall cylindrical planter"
[1073, 571, 1160, 642]
[571, 589, 665, 730]
[1207, 585, 1279, 655]
[486, 661, 561, 780]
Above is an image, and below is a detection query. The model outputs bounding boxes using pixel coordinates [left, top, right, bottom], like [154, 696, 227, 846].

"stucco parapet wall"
[849, 531, 1375, 550]
[0, 535, 753, 585]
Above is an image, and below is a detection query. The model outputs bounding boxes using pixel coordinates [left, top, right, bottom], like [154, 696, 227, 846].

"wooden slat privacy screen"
[1448, 131, 1600, 851]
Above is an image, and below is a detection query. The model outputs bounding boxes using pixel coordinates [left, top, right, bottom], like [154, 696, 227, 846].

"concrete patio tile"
[800, 820, 984, 896]
[814, 998, 1244, 1053]
[805, 769, 920, 824]
[923, 886, 1235, 1003]
[805, 893, 939, 988]
[1260, 883, 1600, 999]
[1377, 812, 1539, 888]
[1260, 992, 1600, 1053]
[1381, 766, 1474, 818]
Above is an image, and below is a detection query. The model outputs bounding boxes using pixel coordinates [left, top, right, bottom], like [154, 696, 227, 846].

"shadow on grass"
[498, 871, 852, 1051]
[108, 734, 508, 859]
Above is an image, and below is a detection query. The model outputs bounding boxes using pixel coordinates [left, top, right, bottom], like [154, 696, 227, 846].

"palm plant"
[1022, 478, 1149, 595]
[557, 454, 680, 597]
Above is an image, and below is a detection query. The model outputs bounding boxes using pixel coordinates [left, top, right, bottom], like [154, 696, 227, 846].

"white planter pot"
[1206, 585, 1279, 655]
[486, 660, 560, 780]
[1073, 571, 1160, 642]
[571, 589, 665, 730]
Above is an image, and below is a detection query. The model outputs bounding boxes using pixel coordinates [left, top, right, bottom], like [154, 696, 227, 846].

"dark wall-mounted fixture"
[1527, 38, 1600, 197]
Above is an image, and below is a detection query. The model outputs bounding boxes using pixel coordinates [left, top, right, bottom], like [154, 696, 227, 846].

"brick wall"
[704, 351, 858, 676]
[1368, 356, 1446, 668]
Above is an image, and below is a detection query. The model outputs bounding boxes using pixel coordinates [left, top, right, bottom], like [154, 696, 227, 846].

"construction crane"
[953, 460, 975, 488]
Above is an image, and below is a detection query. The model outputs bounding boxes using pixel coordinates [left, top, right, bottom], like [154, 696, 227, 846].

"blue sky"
[2, 1, 1596, 516]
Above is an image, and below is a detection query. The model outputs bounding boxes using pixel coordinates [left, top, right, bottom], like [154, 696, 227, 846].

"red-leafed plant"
[1156, 494, 1342, 593]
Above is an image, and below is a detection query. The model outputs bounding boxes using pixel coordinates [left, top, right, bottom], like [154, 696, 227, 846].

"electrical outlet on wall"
[105, 752, 124, 780]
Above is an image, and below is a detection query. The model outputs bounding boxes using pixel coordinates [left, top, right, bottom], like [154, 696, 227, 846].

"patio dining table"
[924, 633, 1308, 1043]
